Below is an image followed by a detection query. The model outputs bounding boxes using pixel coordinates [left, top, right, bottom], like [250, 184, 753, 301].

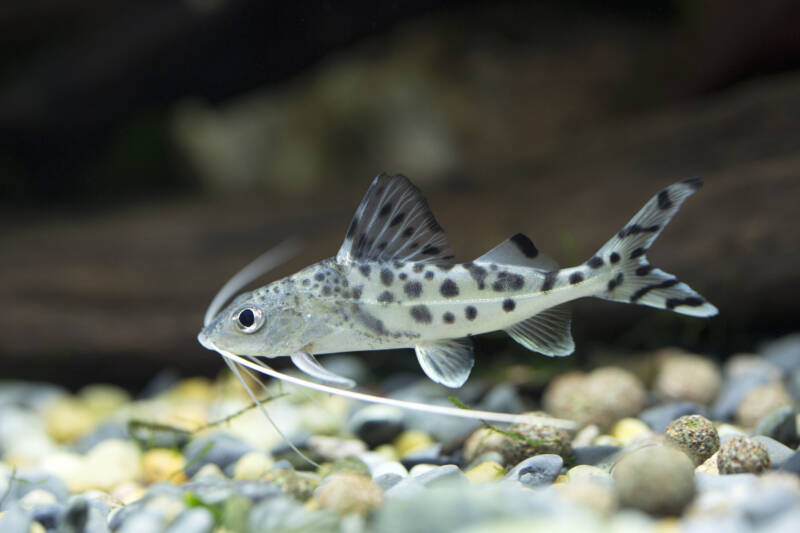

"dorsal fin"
[476, 233, 559, 271]
[336, 174, 454, 264]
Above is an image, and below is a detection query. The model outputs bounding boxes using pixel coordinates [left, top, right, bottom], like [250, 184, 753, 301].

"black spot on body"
[399, 272, 407, 280]
[410, 305, 432, 324]
[635, 265, 653, 276]
[413, 264, 425, 273]
[380, 268, 394, 286]
[467, 264, 488, 290]
[609, 252, 620, 264]
[509, 233, 539, 258]
[378, 202, 393, 217]
[322, 285, 332, 296]
[315, 272, 325, 282]
[502, 299, 516, 312]
[425, 271, 434, 280]
[587, 256, 604, 269]
[657, 190, 673, 210]
[630, 248, 647, 259]
[492, 272, 524, 292]
[378, 291, 394, 303]
[404, 281, 422, 298]
[302, 279, 310, 287]
[359, 265, 371, 277]
[443, 312, 455, 324]
[440, 279, 459, 298]
[541, 271, 558, 291]
[569, 272, 584, 284]
[390, 213, 405, 227]
[436, 263, 455, 271]
[352, 287, 362, 300]
[465, 306, 477, 320]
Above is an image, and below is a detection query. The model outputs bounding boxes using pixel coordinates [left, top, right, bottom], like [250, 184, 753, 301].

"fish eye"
[232, 306, 264, 334]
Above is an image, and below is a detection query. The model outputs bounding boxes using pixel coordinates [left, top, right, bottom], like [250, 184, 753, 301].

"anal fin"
[415, 338, 474, 388]
[290, 352, 356, 389]
[504, 304, 574, 357]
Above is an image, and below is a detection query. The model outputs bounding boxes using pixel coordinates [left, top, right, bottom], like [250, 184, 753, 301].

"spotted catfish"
[198, 174, 717, 388]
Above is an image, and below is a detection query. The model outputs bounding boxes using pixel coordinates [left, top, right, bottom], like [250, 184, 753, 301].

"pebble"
[752, 435, 794, 466]
[43, 399, 97, 444]
[78, 384, 131, 419]
[83, 440, 142, 492]
[555, 480, 618, 515]
[141, 449, 187, 484]
[759, 333, 800, 373]
[373, 473, 404, 491]
[754, 406, 798, 447]
[165, 507, 215, 533]
[30, 502, 62, 530]
[462, 427, 508, 465]
[717, 436, 771, 474]
[653, 349, 722, 405]
[316, 473, 383, 515]
[613, 445, 695, 516]
[565, 465, 613, 486]
[308, 435, 367, 461]
[503, 454, 563, 489]
[393, 430, 434, 458]
[413, 464, 466, 488]
[370, 461, 408, 479]
[183, 433, 253, 477]
[465, 461, 505, 483]
[664, 415, 720, 466]
[0, 504, 32, 533]
[317, 456, 371, 479]
[263, 469, 319, 501]
[736, 383, 793, 427]
[711, 373, 771, 421]
[347, 405, 406, 448]
[694, 450, 720, 474]
[572, 445, 622, 468]
[778, 449, 800, 475]
[543, 367, 646, 429]
[232, 451, 275, 481]
[494, 412, 572, 465]
[570, 424, 600, 447]
[611, 417, 652, 446]
[639, 402, 708, 434]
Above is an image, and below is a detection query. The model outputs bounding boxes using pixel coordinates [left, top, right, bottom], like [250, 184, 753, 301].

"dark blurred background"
[1, 0, 798, 390]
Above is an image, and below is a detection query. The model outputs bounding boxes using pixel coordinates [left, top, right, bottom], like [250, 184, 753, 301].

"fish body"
[199, 174, 717, 388]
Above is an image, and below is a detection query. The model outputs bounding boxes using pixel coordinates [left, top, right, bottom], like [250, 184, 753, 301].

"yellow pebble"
[553, 474, 569, 485]
[593, 434, 622, 447]
[232, 452, 274, 481]
[374, 444, 398, 462]
[30, 522, 46, 533]
[655, 517, 681, 533]
[172, 377, 214, 402]
[393, 430, 434, 458]
[141, 449, 187, 484]
[78, 384, 131, 418]
[44, 399, 97, 443]
[610, 418, 650, 446]
[465, 461, 506, 483]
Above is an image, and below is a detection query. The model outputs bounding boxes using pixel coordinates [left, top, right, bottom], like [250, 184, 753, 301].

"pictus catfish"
[198, 174, 717, 389]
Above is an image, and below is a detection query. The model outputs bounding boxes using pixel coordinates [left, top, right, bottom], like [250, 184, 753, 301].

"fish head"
[198, 289, 306, 357]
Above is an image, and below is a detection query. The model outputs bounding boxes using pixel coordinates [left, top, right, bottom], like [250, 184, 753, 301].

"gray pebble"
[183, 433, 253, 477]
[181, 479, 235, 505]
[504, 454, 563, 489]
[752, 435, 794, 466]
[107, 500, 144, 531]
[760, 333, 800, 373]
[572, 445, 622, 467]
[694, 473, 758, 492]
[479, 384, 525, 414]
[754, 406, 798, 448]
[777, 449, 800, 476]
[758, 508, 800, 533]
[233, 480, 281, 502]
[166, 507, 215, 533]
[118, 509, 165, 533]
[30, 502, 62, 530]
[740, 484, 800, 525]
[6, 470, 69, 503]
[413, 464, 466, 488]
[384, 476, 426, 499]
[74, 421, 128, 454]
[58, 496, 89, 533]
[639, 402, 707, 433]
[0, 503, 32, 533]
[373, 473, 404, 491]
[248, 495, 338, 533]
[712, 374, 771, 421]
[682, 514, 750, 533]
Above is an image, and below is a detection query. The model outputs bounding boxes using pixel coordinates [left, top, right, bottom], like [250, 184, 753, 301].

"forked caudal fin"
[593, 177, 718, 317]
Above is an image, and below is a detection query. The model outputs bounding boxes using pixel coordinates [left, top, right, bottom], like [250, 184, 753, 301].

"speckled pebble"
[613, 445, 695, 516]
[497, 412, 573, 465]
[717, 436, 771, 475]
[752, 435, 794, 466]
[664, 415, 720, 466]
[316, 473, 383, 515]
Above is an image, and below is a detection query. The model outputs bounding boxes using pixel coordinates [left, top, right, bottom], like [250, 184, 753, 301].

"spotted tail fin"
[594, 178, 718, 317]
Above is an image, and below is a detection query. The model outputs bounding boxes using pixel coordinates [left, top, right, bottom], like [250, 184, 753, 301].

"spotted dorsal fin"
[336, 173, 454, 264]
[475, 233, 559, 271]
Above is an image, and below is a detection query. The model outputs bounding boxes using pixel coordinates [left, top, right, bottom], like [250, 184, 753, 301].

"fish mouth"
[197, 329, 217, 351]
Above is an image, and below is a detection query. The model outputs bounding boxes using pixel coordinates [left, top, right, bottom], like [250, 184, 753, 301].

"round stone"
[653, 349, 722, 405]
[736, 384, 793, 428]
[393, 430, 434, 458]
[232, 452, 275, 481]
[504, 454, 563, 489]
[464, 461, 505, 483]
[44, 398, 96, 444]
[717, 436, 771, 474]
[664, 414, 720, 466]
[543, 367, 646, 430]
[488, 412, 573, 466]
[610, 417, 652, 446]
[141, 448, 187, 484]
[316, 473, 383, 515]
[613, 445, 695, 516]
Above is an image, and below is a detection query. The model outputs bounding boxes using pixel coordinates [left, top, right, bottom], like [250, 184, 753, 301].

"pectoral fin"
[415, 338, 474, 388]
[290, 352, 356, 389]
